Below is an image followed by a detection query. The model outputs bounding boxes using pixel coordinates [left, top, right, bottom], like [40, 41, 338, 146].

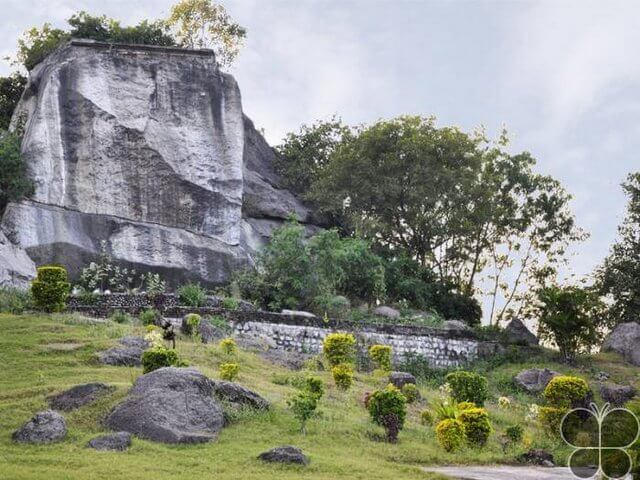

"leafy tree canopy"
[0, 73, 27, 130]
[0, 131, 34, 216]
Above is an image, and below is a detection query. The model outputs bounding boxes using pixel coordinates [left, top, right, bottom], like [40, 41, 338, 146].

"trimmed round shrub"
[539, 406, 567, 434]
[458, 407, 492, 447]
[331, 363, 354, 390]
[183, 313, 202, 335]
[141, 346, 179, 374]
[368, 385, 408, 443]
[401, 383, 420, 404]
[219, 362, 240, 381]
[219, 337, 238, 356]
[323, 333, 356, 367]
[139, 308, 159, 326]
[543, 376, 590, 408]
[369, 344, 392, 371]
[31, 265, 70, 312]
[445, 371, 488, 406]
[436, 418, 465, 452]
[303, 376, 325, 400]
[420, 409, 434, 426]
[177, 282, 207, 307]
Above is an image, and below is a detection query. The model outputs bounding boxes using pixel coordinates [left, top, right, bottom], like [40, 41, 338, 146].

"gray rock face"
[504, 319, 539, 346]
[388, 371, 417, 389]
[105, 367, 224, 443]
[600, 383, 636, 406]
[258, 446, 309, 465]
[4, 40, 317, 286]
[12, 410, 67, 443]
[87, 431, 132, 451]
[0, 231, 36, 289]
[212, 381, 270, 410]
[98, 336, 149, 366]
[443, 320, 472, 332]
[514, 368, 560, 394]
[48, 383, 113, 411]
[374, 306, 401, 320]
[602, 322, 640, 366]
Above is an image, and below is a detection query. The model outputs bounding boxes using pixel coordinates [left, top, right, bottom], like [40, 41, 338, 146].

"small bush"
[183, 313, 202, 335]
[436, 418, 466, 452]
[396, 352, 452, 386]
[219, 337, 238, 356]
[141, 346, 179, 373]
[539, 406, 566, 434]
[434, 400, 459, 422]
[109, 310, 131, 324]
[458, 407, 492, 447]
[31, 265, 70, 312]
[221, 297, 239, 310]
[369, 344, 392, 371]
[207, 314, 232, 334]
[401, 383, 420, 403]
[505, 424, 524, 444]
[287, 390, 318, 434]
[139, 308, 159, 326]
[0, 287, 32, 314]
[457, 401, 476, 411]
[303, 376, 325, 400]
[178, 283, 207, 307]
[219, 362, 239, 381]
[543, 376, 590, 408]
[368, 384, 408, 443]
[445, 371, 489, 406]
[420, 409, 434, 426]
[323, 333, 356, 367]
[331, 363, 354, 390]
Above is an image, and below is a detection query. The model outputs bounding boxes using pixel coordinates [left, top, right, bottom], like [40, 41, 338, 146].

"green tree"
[0, 132, 34, 215]
[166, 0, 246, 67]
[596, 173, 640, 324]
[0, 73, 27, 130]
[535, 285, 606, 363]
[16, 24, 69, 71]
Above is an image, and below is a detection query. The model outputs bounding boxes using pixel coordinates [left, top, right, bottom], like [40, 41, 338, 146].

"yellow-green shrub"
[219, 337, 238, 356]
[369, 344, 392, 371]
[31, 265, 70, 312]
[219, 362, 239, 381]
[445, 371, 488, 406]
[543, 376, 589, 408]
[331, 363, 354, 390]
[323, 333, 356, 367]
[459, 407, 492, 447]
[436, 418, 465, 452]
[401, 383, 419, 403]
[367, 384, 407, 443]
[457, 401, 476, 411]
[141, 346, 179, 374]
[183, 313, 201, 334]
[539, 406, 566, 434]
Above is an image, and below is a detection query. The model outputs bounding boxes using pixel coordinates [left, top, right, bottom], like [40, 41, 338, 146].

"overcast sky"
[1, 0, 639, 280]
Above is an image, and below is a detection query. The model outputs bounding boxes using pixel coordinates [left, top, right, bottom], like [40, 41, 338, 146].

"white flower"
[498, 396, 512, 408]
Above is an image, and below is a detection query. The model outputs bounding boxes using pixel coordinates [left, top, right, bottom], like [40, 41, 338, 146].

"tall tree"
[166, 0, 246, 67]
[596, 172, 640, 324]
[0, 73, 26, 130]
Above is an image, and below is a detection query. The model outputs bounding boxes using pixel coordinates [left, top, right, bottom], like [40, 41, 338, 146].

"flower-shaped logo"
[561, 403, 639, 479]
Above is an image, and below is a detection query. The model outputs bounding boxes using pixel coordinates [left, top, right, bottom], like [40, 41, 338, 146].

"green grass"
[0, 313, 636, 479]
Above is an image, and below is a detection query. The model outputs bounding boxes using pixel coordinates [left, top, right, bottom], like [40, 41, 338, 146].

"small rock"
[504, 319, 538, 346]
[594, 371, 610, 382]
[98, 336, 149, 366]
[602, 322, 640, 366]
[514, 368, 560, 394]
[213, 381, 270, 410]
[258, 445, 309, 465]
[48, 383, 113, 411]
[12, 410, 67, 444]
[281, 309, 317, 319]
[518, 449, 555, 467]
[374, 306, 400, 320]
[442, 320, 471, 332]
[389, 371, 417, 389]
[198, 319, 228, 344]
[600, 383, 636, 406]
[87, 432, 132, 451]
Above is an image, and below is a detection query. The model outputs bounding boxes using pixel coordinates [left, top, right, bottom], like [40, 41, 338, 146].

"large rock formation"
[0, 231, 36, 288]
[1, 40, 318, 286]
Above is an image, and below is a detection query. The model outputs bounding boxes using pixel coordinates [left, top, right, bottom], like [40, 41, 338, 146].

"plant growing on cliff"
[0, 131, 34, 216]
[0, 73, 27, 130]
[166, 0, 246, 67]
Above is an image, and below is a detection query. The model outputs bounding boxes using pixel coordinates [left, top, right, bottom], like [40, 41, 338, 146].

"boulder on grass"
[258, 445, 309, 465]
[105, 367, 224, 444]
[388, 372, 417, 389]
[514, 368, 560, 394]
[600, 383, 636, 407]
[88, 432, 132, 451]
[98, 336, 149, 367]
[518, 449, 555, 467]
[374, 306, 400, 320]
[12, 410, 67, 444]
[48, 383, 114, 411]
[504, 319, 538, 346]
[198, 319, 228, 344]
[212, 381, 270, 410]
[602, 322, 640, 366]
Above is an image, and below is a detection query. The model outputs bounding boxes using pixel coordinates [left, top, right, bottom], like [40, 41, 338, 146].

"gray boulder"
[514, 368, 560, 394]
[504, 319, 539, 346]
[389, 372, 417, 389]
[0, 230, 36, 289]
[259, 349, 312, 370]
[105, 367, 224, 444]
[374, 306, 400, 320]
[87, 432, 132, 451]
[48, 383, 113, 411]
[197, 319, 228, 344]
[442, 320, 471, 333]
[258, 445, 309, 465]
[98, 336, 149, 366]
[602, 322, 640, 366]
[600, 383, 636, 406]
[518, 449, 555, 467]
[281, 309, 317, 319]
[212, 381, 270, 410]
[12, 410, 67, 444]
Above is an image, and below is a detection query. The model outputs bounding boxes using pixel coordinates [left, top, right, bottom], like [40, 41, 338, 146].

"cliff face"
[1, 40, 316, 287]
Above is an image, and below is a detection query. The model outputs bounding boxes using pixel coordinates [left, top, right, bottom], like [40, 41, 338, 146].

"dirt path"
[422, 466, 585, 480]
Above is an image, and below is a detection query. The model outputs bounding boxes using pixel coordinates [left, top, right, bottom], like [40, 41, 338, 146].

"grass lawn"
[0, 313, 634, 479]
